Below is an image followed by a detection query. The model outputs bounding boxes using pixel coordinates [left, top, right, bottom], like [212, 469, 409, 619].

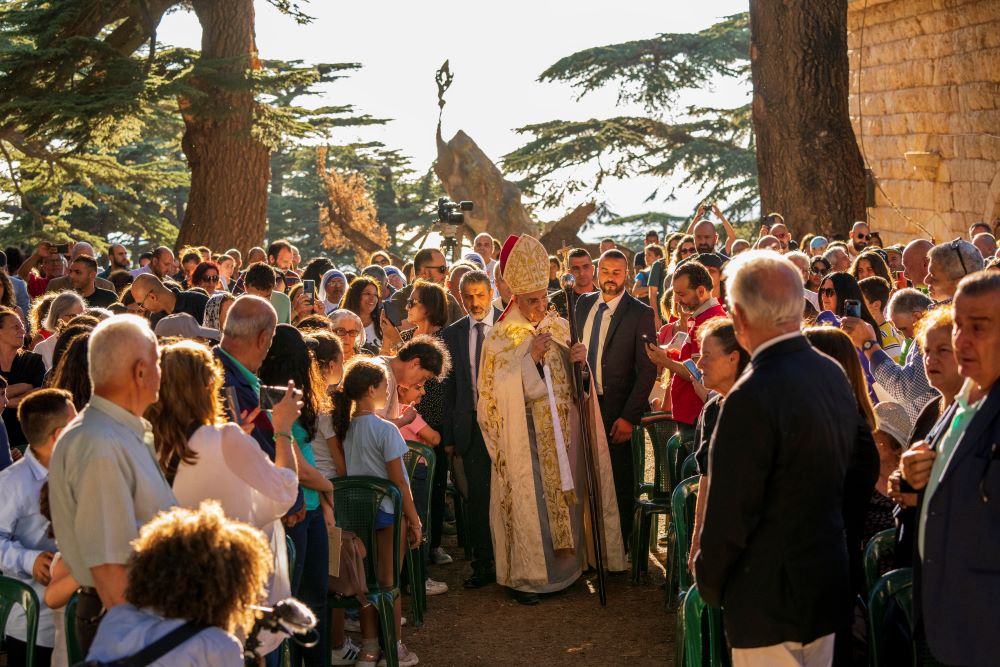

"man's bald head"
[223, 295, 277, 340]
[693, 219, 719, 253]
[71, 242, 95, 260]
[973, 233, 997, 260]
[130, 273, 166, 302]
[902, 238, 933, 284]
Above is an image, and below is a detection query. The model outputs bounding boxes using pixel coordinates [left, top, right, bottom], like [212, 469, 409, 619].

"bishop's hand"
[530, 332, 552, 363]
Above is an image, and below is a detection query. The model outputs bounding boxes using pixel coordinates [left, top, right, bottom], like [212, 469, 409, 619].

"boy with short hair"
[859, 276, 904, 362]
[0, 388, 76, 666]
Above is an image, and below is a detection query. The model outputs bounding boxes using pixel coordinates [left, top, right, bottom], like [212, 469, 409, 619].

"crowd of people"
[0, 212, 996, 667]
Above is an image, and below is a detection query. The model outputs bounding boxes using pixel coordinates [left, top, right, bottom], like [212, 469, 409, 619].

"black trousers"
[5, 637, 52, 667]
[74, 586, 104, 658]
[597, 395, 635, 546]
[460, 422, 495, 575]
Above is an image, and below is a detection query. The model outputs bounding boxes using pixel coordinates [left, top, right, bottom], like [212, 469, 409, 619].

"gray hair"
[328, 308, 366, 347]
[887, 288, 932, 319]
[222, 295, 277, 339]
[88, 315, 157, 387]
[459, 269, 492, 292]
[44, 291, 85, 331]
[823, 246, 848, 264]
[928, 239, 985, 282]
[71, 242, 94, 260]
[724, 250, 804, 329]
[785, 250, 810, 269]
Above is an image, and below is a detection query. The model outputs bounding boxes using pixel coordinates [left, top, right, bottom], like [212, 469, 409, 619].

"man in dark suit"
[695, 251, 863, 665]
[442, 269, 502, 588]
[569, 249, 657, 544]
[901, 271, 999, 667]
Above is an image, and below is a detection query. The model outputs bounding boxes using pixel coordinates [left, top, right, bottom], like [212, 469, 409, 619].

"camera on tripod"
[437, 197, 473, 252]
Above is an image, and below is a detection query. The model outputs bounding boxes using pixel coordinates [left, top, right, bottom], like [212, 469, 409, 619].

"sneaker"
[344, 617, 361, 633]
[425, 578, 448, 596]
[331, 637, 361, 665]
[356, 647, 380, 667]
[377, 641, 419, 667]
[430, 547, 453, 565]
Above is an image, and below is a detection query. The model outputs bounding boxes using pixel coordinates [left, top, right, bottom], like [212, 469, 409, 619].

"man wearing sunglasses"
[849, 221, 871, 257]
[383, 247, 465, 327]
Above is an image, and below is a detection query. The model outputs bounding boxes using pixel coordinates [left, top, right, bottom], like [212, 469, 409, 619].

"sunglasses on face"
[855, 233, 871, 240]
[810, 264, 829, 275]
[406, 298, 421, 308]
[424, 265, 448, 273]
[201, 274, 219, 283]
[679, 247, 696, 256]
[819, 288, 836, 297]
[333, 328, 361, 337]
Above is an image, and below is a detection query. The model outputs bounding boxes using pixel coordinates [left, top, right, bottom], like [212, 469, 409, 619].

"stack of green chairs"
[402, 441, 436, 627]
[326, 476, 404, 667]
[867, 568, 914, 667]
[629, 412, 679, 585]
[676, 584, 725, 667]
[0, 575, 40, 667]
[680, 452, 699, 481]
[64, 592, 83, 664]
[671, 476, 700, 602]
[863, 528, 897, 594]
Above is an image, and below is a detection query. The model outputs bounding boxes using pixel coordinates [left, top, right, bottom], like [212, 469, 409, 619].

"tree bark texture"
[749, 0, 866, 237]
[176, 0, 269, 253]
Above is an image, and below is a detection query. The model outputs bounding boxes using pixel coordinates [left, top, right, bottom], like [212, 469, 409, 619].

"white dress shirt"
[580, 292, 625, 395]
[469, 309, 495, 401]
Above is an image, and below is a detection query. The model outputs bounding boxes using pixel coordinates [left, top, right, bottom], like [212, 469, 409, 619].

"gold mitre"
[498, 234, 549, 295]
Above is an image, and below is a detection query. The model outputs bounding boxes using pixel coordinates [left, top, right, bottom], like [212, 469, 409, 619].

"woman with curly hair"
[850, 249, 893, 285]
[47, 331, 93, 410]
[85, 501, 274, 665]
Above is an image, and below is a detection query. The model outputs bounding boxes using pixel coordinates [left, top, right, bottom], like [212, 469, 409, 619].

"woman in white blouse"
[145, 340, 302, 655]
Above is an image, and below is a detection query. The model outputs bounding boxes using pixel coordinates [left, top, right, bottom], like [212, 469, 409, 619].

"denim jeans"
[288, 507, 329, 667]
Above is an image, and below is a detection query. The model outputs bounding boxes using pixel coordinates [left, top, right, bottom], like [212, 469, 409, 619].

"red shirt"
[668, 300, 727, 425]
[26, 274, 50, 298]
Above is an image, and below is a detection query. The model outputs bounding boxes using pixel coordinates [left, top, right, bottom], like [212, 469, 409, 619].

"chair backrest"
[403, 441, 437, 532]
[863, 528, 897, 593]
[65, 592, 84, 665]
[671, 476, 700, 591]
[0, 575, 40, 667]
[680, 452, 699, 480]
[331, 476, 403, 591]
[664, 434, 689, 495]
[867, 567, 914, 667]
[682, 585, 724, 667]
[632, 412, 674, 499]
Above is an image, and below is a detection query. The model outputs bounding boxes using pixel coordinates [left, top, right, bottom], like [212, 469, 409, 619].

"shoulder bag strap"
[110, 621, 208, 667]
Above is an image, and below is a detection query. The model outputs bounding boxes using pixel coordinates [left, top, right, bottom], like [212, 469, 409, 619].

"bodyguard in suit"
[695, 252, 863, 666]
[442, 269, 502, 588]
[569, 249, 657, 543]
[900, 271, 1000, 667]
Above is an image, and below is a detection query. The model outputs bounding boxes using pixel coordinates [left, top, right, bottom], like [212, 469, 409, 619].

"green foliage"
[504, 13, 757, 227]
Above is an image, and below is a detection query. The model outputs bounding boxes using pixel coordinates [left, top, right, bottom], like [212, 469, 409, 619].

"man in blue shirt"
[0, 388, 77, 666]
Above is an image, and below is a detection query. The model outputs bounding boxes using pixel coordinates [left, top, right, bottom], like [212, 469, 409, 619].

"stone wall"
[847, 0, 1000, 245]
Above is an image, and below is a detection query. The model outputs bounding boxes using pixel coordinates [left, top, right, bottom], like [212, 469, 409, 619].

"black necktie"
[474, 321, 486, 384]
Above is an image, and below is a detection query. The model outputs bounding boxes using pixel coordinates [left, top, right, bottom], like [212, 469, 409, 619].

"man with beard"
[98, 244, 130, 279]
[645, 261, 727, 444]
[548, 248, 598, 318]
[442, 270, 503, 588]
[849, 221, 871, 257]
[571, 249, 657, 544]
[477, 235, 626, 605]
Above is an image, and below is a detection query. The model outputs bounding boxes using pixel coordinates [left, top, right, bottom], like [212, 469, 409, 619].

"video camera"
[436, 197, 473, 252]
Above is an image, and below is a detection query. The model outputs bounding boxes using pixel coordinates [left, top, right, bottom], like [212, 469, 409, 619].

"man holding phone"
[645, 261, 726, 444]
[17, 242, 68, 298]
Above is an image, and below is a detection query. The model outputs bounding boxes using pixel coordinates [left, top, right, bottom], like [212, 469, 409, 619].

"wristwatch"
[862, 339, 878, 352]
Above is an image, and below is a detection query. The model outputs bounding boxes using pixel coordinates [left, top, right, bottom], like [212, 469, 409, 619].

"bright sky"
[159, 0, 749, 240]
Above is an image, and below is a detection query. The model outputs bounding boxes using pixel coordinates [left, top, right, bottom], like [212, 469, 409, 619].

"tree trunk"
[749, 0, 866, 237]
[176, 0, 269, 254]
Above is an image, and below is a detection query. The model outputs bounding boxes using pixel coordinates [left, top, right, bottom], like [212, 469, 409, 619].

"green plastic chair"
[680, 452, 699, 481]
[630, 413, 678, 585]
[402, 441, 436, 627]
[863, 528, 897, 594]
[326, 476, 404, 667]
[445, 480, 472, 560]
[867, 568, 914, 667]
[671, 476, 700, 596]
[674, 586, 688, 667]
[682, 585, 725, 667]
[0, 575, 40, 667]
[64, 592, 83, 665]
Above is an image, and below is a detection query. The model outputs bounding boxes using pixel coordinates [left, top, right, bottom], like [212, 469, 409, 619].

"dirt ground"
[401, 532, 676, 666]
